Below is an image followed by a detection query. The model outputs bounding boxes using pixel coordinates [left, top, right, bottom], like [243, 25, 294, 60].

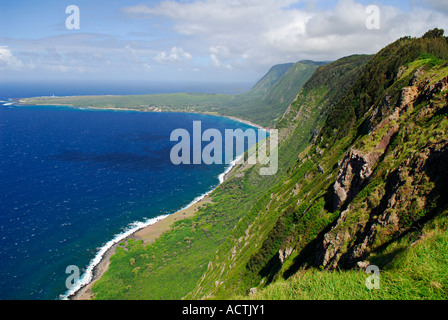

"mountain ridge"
[90, 29, 448, 300]
[19, 60, 323, 128]
[249, 62, 295, 95]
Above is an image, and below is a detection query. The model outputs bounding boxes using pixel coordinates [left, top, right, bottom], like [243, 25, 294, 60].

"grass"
[91, 150, 294, 299]
[238, 219, 448, 300]
[91, 44, 447, 301]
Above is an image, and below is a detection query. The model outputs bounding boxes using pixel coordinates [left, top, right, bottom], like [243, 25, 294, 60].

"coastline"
[64, 214, 169, 300]
[10, 99, 262, 300]
[14, 100, 269, 131]
[68, 158, 241, 300]
[60, 108, 255, 300]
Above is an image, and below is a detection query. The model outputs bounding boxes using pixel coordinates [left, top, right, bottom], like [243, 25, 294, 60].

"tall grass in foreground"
[236, 225, 448, 300]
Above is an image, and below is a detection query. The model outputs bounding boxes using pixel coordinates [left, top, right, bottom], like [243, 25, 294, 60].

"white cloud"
[154, 46, 193, 64]
[209, 46, 231, 68]
[305, 0, 367, 37]
[0, 46, 24, 70]
[210, 53, 232, 69]
[123, 0, 448, 69]
[208, 45, 251, 69]
[123, 0, 311, 63]
[2, 1, 448, 82]
[0, 34, 161, 78]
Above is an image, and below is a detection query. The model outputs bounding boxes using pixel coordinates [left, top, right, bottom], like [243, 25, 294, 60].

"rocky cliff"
[90, 30, 448, 300]
[187, 31, 448, 299]
[320, 72, 448, 270]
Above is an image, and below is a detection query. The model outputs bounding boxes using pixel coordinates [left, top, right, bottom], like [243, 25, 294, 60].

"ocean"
[0, 80, 253, 100]
[0, 82, 259, 300]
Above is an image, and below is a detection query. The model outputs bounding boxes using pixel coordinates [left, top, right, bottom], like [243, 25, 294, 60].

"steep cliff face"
[250, 63, 295, 95]
[186, 55, 370, 299]
[319, 73, 448, 270]
[90, 31, 448, 300]
[332, 149, 379, 211]
[188, 32, 448, 299]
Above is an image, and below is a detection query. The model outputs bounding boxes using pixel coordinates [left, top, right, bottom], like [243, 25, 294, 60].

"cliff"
[91, 29, 448, 300]
[188, 30, 448, 299]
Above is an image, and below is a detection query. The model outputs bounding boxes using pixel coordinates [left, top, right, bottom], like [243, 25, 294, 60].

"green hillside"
[89, 55, 369, 300]
[90, 29, 448, 300]
[19, 61, 322, 128]
[262, 60, 328, 107]
[191, 29, 448, 299]
[249, 63, 294, 95]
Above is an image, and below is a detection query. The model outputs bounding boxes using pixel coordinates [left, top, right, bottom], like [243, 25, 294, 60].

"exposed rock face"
[319, 208, 351, 269]
[331, 74, 447, 213]
[397, 86, 419, 109]
[320, 141, 447, 270]
[333, 150, 377, 210]
[278, 246, 294, 263]
[319, 75, 448, 270]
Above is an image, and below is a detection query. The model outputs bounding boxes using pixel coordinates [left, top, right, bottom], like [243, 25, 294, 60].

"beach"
[68, 142, 246, 300]
[12, 102, 261, 300]
[70, 195, 213, 300]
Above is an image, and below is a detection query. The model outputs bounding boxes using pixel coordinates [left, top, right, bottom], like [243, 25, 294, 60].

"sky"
[0, 0, 447, 85]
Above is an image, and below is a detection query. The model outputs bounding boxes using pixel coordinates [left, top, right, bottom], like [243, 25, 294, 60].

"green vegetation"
[241, 213, 448, 300]
[321, 30, 448, 142]
[20, 60, 323, 128]
[249, 63, 294, 95]
[91, 29, 448, 300]
[90, 54, 368, 300]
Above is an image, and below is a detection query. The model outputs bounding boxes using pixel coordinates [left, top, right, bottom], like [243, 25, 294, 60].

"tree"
[423, 28, 445, 39]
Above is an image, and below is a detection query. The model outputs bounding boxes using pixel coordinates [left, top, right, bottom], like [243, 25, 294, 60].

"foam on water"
[61, 214, 169, 300]
[0, 103, 261, 299]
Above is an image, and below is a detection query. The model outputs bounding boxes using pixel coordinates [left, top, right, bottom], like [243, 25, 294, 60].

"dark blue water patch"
[0, 105, 258, 299]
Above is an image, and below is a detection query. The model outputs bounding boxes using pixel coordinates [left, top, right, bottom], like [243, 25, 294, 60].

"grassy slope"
[94, 31, 448, 301]
[90, 57, 368, 300]
[242, 213, 448, 300]
[249, 63, 294, 95]
[187, 55, 371, 299]
[224, 34, 448, 300]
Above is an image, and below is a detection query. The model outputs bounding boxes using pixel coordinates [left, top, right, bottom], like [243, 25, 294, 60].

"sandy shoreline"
[67, 138, 246, 300]
[13, 101, 261, 300]
[69, 152, 243, 300]
[69, 195, 213, 300]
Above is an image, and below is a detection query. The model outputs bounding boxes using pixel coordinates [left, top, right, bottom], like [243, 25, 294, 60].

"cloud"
[2, 1, 448, 82]
[305, 0, 367, 37]
[0, 33, 160, 79]
[0, 46, 24, 70]
[122, 0, 448, 69]
[208, 45, 250, 69]
[123, 0, 311, 69]
[209, 46, 230, 68]
[424, 0, 448, 12]
[154, 46, 192, 64]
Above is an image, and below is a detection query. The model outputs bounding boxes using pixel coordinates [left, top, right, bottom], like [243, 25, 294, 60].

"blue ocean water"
[0, 101, 259, 299]
[0, 80, 252, 100]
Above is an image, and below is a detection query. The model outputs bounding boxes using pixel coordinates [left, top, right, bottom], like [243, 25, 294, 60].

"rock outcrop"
[333, 150, 377, 210]
[319, 75, 448, 270]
